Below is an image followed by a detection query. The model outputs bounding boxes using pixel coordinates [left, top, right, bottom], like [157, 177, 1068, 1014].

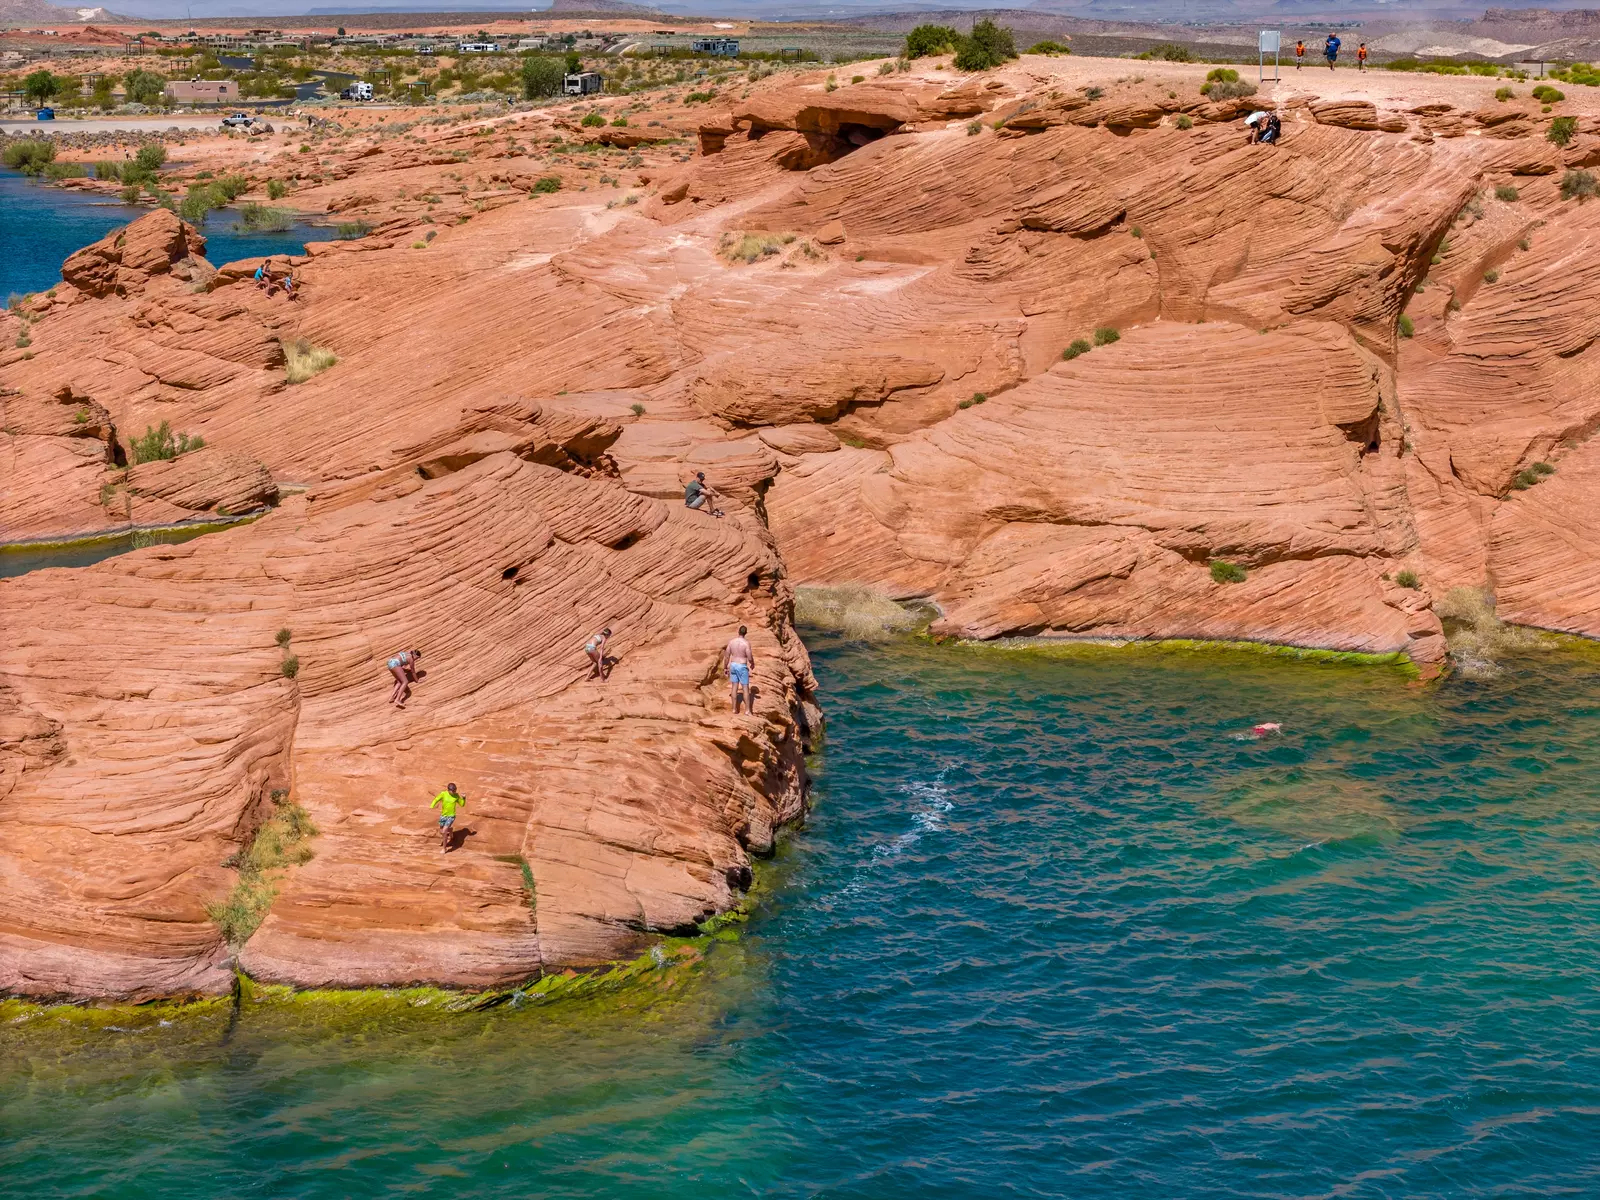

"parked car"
[35, 107, 54, 121]
[220, 112, 254, 128]
[339, 81, 374, 101]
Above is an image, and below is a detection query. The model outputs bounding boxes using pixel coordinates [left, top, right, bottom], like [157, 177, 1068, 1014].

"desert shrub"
[630, 402, 646, 415]
[958, 392, 988, 409]
[134, 143, 166, 172]
[266, 179, 288, 199]
[610, 115, 628, 127]
[1437, 586, 1543, 676]
[1494, 183, 1519, 201]
[178, 188, 212, 223]
[904, 24, 961, 59]
[580, 111, 605, 127]
[1511, 461, 1556, 489]
[1028, 41, 1070, 56]
[1202, 77, 1257, 99]
[205, 790, 317, 946]
[119, 184, 141, 203]
[522, 55, 564, 99]
[1210, 560, 1247, 584]
[336, 220, 371, 239]
[282, 339, 337, 384]
[1062, 338, 1091, 360]
[1175, 114, 1193, 130]
[878, 61, 896, 75]
[1548, 115, 1578, 146]
[280, 655, 299, 679]
[2, 140, 56, 175]
[1085, 86, 1104, 100]
[1139, 42, 1191, 62]
[275, 627, 292, 646]
[532, 175, 561, 193]
[211, 173, 248, 201]
[1531, 84, 1564, 102]
[1518, 236, 1532, 251]
[685, 89, 718, 103]
[1398, 314, 1415, 338]
[1205, 67, 1238, 82]
[967, 120, 982, 135]
[1093, 326, 1120, 346]
[851, 74, 865, 84]
[1560, 168, 1598, 201]
[236, 203, 292, 231]
[94, 160, 121, 180]
[955, 18, 1018, 72]
[130, 420, 203, 463]
[1483, 268, 1500, 283]
[721, 231, 796, 263]
[42, 161, 87, 180]
[795, 585, 927, 639]
[1495, 86, 1514, 100]
[1395, 569, 1420, 589]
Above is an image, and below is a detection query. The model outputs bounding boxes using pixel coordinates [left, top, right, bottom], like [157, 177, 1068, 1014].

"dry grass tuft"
[1436, 587, 1544, 677]
[719, 231, 798, 264]
[206, 791, 317, 946]
[795, 586, 929, 640]
[282, 339, 338, 384]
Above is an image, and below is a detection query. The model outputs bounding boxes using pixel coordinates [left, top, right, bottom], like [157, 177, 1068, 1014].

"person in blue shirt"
[1325, 33, 1341, 70]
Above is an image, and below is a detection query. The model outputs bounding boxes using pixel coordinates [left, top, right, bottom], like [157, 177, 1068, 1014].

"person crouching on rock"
[388, 648, 421, 707]
[253, 263, 269, 290]
[431, 782, 463, 852]
[1245, 110, 1282, 145]
[684, 471, 724, 518]
[584, 627, 612, 681]
[719, 625, 754, 714]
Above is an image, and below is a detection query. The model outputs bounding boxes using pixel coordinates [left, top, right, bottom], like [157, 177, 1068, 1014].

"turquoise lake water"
[5, 632, 1600, 1197]
[0, 167, 333, 299]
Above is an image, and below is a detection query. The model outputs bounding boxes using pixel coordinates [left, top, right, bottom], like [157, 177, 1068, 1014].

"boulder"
[1310, 99, 1381, 130]
[61, 209, 208, 298]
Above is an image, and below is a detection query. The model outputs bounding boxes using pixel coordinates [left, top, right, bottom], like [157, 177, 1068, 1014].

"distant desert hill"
[0, 0, 116, 24]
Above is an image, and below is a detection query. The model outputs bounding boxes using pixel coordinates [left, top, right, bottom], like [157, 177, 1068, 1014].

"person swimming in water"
[584, 627, 612, 681]
[388, 648, 421, 707]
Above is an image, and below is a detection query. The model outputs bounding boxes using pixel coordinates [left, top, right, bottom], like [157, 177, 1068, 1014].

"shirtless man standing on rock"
[719, 626, 754, 714]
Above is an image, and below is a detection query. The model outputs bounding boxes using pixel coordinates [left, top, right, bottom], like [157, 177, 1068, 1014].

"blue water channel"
[0, 166, 333, 299]
[5, 631, 1600, 1197]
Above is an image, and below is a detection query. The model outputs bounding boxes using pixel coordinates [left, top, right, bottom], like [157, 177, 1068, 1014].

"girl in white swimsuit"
[585, 628, 612, 681]
[388, 648, 421, 707]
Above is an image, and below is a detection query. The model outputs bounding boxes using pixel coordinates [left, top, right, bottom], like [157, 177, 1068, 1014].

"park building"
[164, 79, 239, 104]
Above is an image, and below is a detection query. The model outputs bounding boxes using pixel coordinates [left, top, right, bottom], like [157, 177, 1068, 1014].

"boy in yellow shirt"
[431, 783, 464, 852]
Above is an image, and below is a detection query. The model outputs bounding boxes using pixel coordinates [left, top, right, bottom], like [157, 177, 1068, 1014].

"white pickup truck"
[220, 112, 254, 129]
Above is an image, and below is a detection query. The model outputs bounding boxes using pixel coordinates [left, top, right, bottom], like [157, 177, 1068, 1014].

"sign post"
[1259, 30, 1281, 83]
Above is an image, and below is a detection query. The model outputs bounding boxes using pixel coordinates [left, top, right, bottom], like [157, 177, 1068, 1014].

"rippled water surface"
[1, 167, 333, 298]
[6, 635, 1600, 1197]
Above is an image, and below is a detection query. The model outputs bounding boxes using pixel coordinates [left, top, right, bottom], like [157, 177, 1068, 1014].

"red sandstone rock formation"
[9, 60, 1600, 998]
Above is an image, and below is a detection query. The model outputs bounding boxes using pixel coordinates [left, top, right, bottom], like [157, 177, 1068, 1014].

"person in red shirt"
[1295, 39, 1305, 70]
[1357, 42, 1369, 71]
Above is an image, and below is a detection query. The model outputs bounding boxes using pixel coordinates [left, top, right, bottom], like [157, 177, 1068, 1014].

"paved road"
[0, 116, 232, 135]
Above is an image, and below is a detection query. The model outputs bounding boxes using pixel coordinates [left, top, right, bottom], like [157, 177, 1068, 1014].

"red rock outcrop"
[60, 208, 210, 298]
[0, 452, 813, 999]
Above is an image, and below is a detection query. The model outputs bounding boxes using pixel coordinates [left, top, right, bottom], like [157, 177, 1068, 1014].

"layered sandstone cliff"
[6, 56, 1600, 998]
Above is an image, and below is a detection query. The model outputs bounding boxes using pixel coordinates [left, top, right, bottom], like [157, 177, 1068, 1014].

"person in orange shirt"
[1295, 39, 1305, 70]
[1357, 42, 1369, 71]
